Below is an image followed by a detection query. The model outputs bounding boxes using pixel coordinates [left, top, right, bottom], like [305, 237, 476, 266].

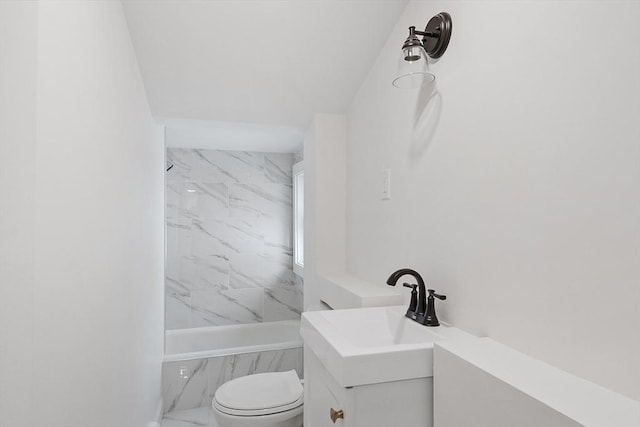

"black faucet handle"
[422, 289, 446, 327]
[402, 283, 418, 315]
[428, 289, 446, 300]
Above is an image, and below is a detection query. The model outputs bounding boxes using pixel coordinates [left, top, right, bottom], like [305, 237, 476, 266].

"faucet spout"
[386, 268, 427, 316]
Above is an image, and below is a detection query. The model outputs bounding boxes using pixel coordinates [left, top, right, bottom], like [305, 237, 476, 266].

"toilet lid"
[214, 370, 303, 416]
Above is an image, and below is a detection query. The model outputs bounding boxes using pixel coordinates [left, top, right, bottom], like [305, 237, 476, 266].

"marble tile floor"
[161, 407, 218, 427]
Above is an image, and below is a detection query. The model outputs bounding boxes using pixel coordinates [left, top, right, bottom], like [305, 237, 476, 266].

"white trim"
[292, 161, 304, 277]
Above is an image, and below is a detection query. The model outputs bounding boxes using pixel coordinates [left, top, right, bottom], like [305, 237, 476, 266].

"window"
[292, 161, 304, 276]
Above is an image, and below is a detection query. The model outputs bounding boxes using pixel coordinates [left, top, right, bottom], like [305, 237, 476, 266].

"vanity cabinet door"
[304, 347, 351, 427]
[307, 377, 347, 426]
[304, 344, 433, 427]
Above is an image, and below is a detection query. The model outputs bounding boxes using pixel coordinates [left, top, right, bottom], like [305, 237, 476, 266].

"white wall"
[303, 114, 347, 310]
[1, 1, 165, 426]
[0, 2, 38, 425]
[347, 0, 640, 401]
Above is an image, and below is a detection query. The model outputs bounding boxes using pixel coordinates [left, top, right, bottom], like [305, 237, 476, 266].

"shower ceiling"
[122, 0, 409, 130]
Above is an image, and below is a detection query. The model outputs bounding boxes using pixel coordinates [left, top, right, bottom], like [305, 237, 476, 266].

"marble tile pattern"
[162, 347, 303, 413]
[161, 407, 214, 427]
[165, 148, 303, 329]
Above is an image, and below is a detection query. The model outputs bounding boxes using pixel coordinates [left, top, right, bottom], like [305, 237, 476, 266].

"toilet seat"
[213, 370, 303, 417]
[214, 394, 304, 417]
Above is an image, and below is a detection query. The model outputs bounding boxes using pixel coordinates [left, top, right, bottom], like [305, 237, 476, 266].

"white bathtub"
[164, 320, 302, 362]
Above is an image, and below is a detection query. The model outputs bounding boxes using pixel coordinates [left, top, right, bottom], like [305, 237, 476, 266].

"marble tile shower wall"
[165, 148, 303, 329]
[163, 348, 302, 412]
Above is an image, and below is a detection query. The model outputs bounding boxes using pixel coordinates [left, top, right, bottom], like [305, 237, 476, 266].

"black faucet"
[386, 269, 427, 319]
[386, 268, 446, 327]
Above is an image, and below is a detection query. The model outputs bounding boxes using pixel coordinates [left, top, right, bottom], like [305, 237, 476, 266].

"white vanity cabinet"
[300, 306, 472, 427]
[304, 346, 433, 427]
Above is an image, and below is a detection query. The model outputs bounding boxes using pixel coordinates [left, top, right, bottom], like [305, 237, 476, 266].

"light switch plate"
[381, 168, 391, 200]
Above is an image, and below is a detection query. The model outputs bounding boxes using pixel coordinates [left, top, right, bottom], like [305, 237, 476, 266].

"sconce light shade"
[392, 44, 435, 89]
[392, 12, 452, 89]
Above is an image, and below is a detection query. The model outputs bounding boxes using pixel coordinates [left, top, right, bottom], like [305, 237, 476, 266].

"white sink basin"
[301, 305, 472, 387]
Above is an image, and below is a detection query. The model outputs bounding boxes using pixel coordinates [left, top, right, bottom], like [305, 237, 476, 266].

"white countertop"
[435, 338, 640, 427]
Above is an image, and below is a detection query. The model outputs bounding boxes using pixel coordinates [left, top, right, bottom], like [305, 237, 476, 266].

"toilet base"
[212, 406, 303, 427]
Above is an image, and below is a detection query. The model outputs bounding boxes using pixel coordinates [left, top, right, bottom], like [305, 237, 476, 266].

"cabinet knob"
[330, 408, 344, 423]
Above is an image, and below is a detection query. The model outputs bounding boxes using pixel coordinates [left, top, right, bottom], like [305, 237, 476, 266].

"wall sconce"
[392, 12, 452, 89]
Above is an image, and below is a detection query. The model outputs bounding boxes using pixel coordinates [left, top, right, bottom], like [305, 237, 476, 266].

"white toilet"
[212, 370, 303, 427]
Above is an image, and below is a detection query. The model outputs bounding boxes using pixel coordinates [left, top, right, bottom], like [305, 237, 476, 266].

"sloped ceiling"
[122, 0, 408, 132]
